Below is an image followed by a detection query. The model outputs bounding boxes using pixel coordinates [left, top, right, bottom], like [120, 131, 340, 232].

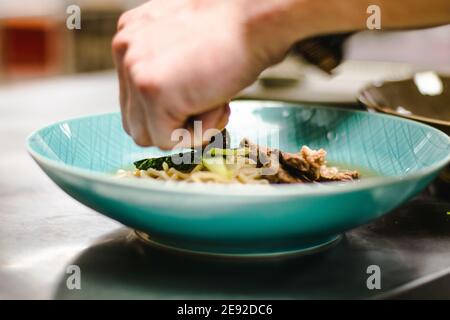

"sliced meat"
[279, 146, 326, 180]
[319, 166, 359, 181]
[300, 146, 326, 171]
[240, 138, 359, 184]
[279, 151, 310, 171]
[264, 165, 305, 184]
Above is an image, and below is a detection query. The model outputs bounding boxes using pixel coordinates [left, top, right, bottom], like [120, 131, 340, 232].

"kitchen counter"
[0, 70, 449, 299]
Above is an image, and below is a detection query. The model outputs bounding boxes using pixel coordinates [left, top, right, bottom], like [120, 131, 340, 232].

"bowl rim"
[26, 101, 450, 197]
[357, 76, 450, 127]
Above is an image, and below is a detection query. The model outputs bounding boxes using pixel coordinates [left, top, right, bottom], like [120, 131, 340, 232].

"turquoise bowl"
[27, 101, 450, 257]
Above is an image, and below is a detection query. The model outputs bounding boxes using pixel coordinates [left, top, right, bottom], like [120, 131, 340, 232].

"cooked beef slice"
[280, 146, 326, 181]
[241, 138, 323, 182]
[240, 138, 359, 183]
[264, 165, 305, 184]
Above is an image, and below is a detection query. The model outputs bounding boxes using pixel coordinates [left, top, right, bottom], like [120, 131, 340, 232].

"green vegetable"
[134, 151, 198, 172]
[133, 144, 247, 177]
[208, 147, 250, 157]
[202, 156, 232, 179]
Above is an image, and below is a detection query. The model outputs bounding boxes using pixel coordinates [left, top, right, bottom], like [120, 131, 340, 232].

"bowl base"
[134, 230, 342, 259]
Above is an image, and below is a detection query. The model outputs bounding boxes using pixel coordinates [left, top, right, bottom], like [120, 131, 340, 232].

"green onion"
[208, 147, 250, 157]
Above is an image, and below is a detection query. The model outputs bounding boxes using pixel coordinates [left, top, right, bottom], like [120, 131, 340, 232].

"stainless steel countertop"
[1, 71, 449, 299]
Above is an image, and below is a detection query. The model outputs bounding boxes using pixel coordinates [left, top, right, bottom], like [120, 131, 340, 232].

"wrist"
[237, 0, 323, 62]
[237, 0, 365, 58]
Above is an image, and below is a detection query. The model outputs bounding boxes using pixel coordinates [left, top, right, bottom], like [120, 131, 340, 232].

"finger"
[215, 103, 231, 131]
[185, 104, 230, 147]
[116, 18, 147, 40]
[144, 96, 191, 150]
[121, 65, 132, 135]
[128, 98, 153, 147]
[111, 35, 130, 134]
[126, 68, 153, 146]
[130, 61, 187, 150]
[117, 1, 154, 31]
[194, 105, 227, 130]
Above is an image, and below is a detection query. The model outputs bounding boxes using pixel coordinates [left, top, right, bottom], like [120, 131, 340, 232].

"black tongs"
[292, 32, 354, 74]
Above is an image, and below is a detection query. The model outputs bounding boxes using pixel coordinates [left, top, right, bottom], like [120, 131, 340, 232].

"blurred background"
[0, 0, 449, 101]
[0, 0, 140, 81]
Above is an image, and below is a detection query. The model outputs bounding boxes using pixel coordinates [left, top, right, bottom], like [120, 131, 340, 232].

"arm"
[113, 0, 450, 149]
[244, 0, 450, 38]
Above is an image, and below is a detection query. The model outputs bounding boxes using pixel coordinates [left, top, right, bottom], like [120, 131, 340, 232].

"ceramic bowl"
[27, 100, 450, 257]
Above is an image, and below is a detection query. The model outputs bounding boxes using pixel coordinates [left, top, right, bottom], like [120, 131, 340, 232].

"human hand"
[112, 0, 293, 149]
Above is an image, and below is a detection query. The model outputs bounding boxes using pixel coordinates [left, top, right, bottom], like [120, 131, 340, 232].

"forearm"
[240, 0, 450, 57]
[316, 0, 450, 32]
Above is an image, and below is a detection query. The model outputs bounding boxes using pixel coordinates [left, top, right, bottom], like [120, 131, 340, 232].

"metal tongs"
[292, 32, 354, 74]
